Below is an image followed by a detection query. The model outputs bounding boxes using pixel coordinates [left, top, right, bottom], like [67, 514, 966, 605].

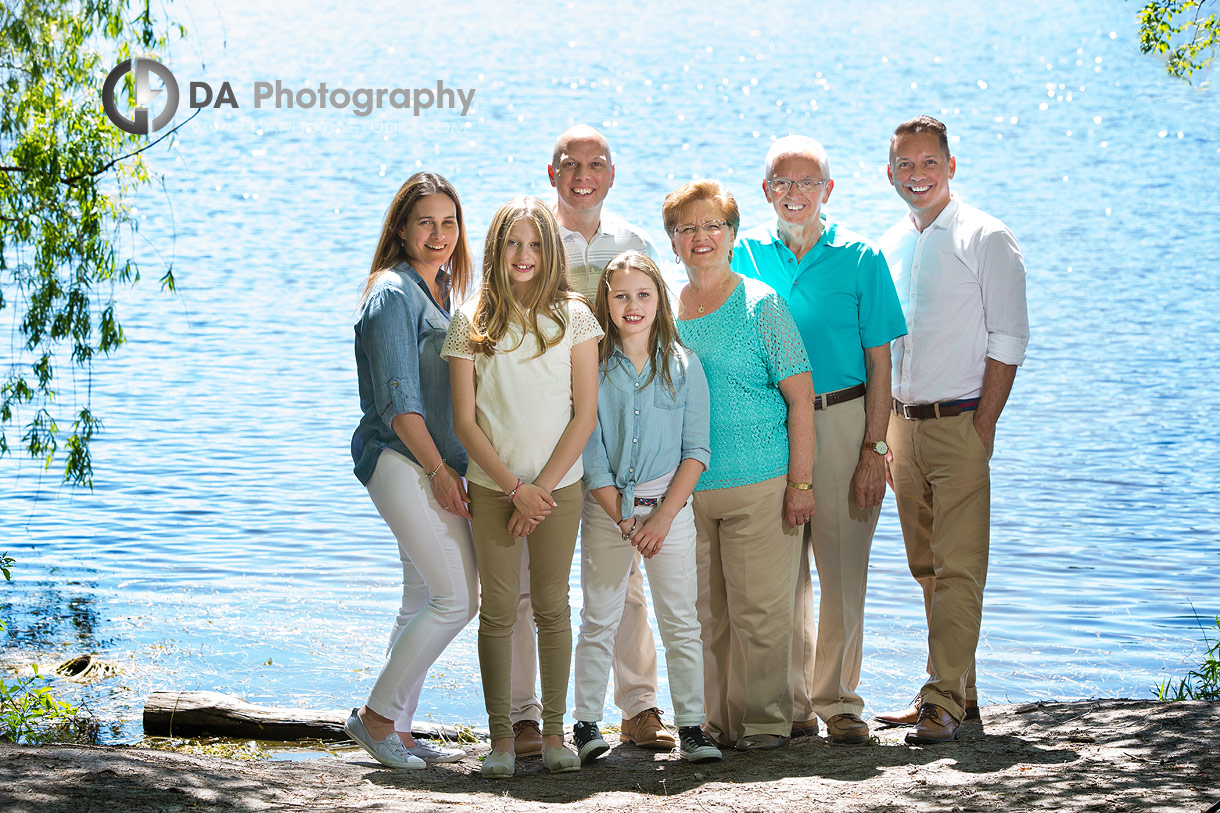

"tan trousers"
[791, 397, 882, 723]
[510, 552, 658, 723]
[693, 476, 802, 744]
[887, 411, 990, 722]
[470, 481, 582, 740]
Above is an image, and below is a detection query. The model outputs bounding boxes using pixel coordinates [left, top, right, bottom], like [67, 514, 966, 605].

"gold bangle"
[787, 480, 813, 491]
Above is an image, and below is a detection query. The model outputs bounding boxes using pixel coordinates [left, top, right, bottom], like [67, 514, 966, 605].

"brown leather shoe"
[620, 708, 676, 750]
[512, 719, 543, 758]
[790, 718, 820, 739]
[876, 699, 978, 728]
[904, 703, 961, 745]
[826, 713, 870, 744]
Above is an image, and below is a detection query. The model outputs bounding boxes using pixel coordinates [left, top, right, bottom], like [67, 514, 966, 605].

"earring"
[728, 248, 734, 262]
[673, 253, 680, 264]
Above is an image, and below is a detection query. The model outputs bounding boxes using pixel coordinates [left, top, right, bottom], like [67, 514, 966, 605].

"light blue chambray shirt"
[582, 346, 711, 521]
[351, 262, 467, 485]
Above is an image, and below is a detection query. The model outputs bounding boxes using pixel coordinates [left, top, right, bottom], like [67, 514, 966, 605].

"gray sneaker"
[407, 739, 466, 763]
[344, 708, 425, 769]
[678, 726, 723, 763]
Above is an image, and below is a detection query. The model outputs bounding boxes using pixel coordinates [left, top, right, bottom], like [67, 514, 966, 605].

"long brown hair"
[360, 172, 472, 306]
[468, 196, 582, 358]
[593, 251, 683, 396]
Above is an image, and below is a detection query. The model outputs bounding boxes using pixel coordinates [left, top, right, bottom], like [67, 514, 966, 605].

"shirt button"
[634, 382, 640, 388]
[629, 468, 634, 473]
[632, 438, 638, 443]
[391, 379, 399, 386]
[634, 410, 640, 415]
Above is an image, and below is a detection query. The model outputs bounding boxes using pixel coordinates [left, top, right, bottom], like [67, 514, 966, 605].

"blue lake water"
[2, 0, 1219, 742]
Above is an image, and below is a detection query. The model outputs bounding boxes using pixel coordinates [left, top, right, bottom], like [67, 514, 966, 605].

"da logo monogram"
[102, 58, 179, 135]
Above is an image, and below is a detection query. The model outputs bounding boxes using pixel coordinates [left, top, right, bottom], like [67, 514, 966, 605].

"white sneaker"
[407, 739, 466, 763]
[343, 709, 424, 769]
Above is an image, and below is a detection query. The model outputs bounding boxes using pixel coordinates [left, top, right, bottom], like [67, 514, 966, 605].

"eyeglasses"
[671, 220, 728, 237]
[765, 177, 829, 194]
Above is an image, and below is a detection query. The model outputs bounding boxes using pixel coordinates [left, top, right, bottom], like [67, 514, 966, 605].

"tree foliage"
[1138, 0, 1220, 83]
[1, 0, 182, 487]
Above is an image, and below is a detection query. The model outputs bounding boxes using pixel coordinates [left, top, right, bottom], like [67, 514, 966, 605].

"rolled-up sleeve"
[363, 289, 423, 427]
[979, 228, 1030, 366]
[582, 416, 616, 493]
[679, 351, 711, 470]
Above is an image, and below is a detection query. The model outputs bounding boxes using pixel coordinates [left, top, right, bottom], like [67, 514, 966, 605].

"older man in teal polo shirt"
[732, 135, 906, 745]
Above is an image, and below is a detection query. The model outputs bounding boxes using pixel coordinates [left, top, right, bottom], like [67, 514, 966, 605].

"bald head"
[764, 135, 830, 180]
[552, 124, 611, 167]
[549, 124, 616, 218]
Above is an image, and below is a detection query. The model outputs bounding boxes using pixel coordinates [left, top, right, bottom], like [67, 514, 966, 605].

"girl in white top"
[442, 196, 602, 778]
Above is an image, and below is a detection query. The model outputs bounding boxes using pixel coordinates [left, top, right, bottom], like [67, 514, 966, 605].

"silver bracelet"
[620, 516, 639, 540]
[426, 459, 445, 480]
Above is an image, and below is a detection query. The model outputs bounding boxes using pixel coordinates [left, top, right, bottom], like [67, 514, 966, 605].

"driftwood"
[143, 691, 487, 742]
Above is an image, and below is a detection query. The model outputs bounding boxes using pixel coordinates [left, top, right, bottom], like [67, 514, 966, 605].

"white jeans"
[363, 449, 478, 730]
[572, 493, 704, 727]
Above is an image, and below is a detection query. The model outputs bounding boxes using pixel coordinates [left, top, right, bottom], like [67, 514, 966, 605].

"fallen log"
[143, 691, 487, 742]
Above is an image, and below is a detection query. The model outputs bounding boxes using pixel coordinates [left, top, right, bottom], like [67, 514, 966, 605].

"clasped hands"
[617, 508, 673, 560]
[508, 481, 556, 537]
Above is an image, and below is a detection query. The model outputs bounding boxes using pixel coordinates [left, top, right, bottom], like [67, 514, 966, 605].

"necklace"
[683, 273, 735, 316]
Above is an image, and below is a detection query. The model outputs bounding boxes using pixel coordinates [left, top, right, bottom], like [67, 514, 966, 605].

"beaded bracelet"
[620, 516, 639, 541]
[426, 459, 446, 481]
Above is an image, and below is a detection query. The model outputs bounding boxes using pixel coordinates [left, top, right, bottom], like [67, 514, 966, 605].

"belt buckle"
[901, 402, 916, 420]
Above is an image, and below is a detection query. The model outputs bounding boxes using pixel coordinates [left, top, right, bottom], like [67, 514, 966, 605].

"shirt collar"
[907, 195, 959, 233]
[766, 215, 840, 250]
[557, 209, 614, 244]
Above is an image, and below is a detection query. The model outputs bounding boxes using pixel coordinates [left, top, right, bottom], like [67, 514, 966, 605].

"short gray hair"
[764, 135, 830, 179]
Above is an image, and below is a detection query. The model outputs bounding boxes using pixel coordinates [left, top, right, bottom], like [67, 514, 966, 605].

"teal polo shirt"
[733, 217, 907, 394]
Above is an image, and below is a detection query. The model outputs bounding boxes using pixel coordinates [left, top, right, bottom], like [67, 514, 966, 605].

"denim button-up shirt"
[582, 346, 711, 521]
[351, 263, 467, 485]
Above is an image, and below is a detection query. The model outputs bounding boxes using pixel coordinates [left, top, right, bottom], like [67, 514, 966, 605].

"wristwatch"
[863, 440, 889, 456]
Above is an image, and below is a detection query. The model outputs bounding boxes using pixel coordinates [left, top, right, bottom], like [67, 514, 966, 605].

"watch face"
[874, 440, 889, 455]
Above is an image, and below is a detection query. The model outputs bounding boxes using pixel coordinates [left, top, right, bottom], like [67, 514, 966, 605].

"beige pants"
[510, 552, 658, 723]
[693, 476, 802, 744]
[887, 411, 990, 721]
[790, 397, 882, 723]
[470, 482, 582, 740]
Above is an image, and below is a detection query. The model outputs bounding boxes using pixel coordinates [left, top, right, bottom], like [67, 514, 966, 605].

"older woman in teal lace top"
[662, 179, 816, 752]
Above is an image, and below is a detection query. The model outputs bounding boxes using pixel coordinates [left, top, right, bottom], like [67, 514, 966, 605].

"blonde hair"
[469, 196, 582, 358]
[362, 172, 472, 306]
[593, 251, 683, 396]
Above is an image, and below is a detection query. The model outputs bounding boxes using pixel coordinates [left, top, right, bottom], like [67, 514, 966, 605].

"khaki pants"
[510, 552, 658, 723]
[790, 397, 882, 723]
[887, 411, 990, 721]
[693, 477, 802, 744]
[470, 481, 582, 741]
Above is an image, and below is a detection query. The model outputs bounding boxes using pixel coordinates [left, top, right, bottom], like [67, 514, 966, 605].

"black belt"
[813, 383, 867, 411]
[893, 398, 980, 420]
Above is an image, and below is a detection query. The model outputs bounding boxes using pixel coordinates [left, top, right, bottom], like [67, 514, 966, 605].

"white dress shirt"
[557, 210, 660, 301]
[879, 197, 1029, 404]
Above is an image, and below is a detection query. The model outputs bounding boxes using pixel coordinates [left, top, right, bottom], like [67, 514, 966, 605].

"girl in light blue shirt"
[572, 251, 723, 765]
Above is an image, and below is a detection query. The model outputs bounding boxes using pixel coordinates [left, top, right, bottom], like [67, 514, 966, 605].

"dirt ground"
[2, 699, 1217, 812]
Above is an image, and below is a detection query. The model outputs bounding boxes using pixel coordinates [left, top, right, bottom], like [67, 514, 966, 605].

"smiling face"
[549, 133, 615, 216]
[502, 217, 542, 296]
[888, 131, 955, 226]
[764, 153, 833, 229]
[669, 198, 735, 274]
[606, 265, 659, 344]
[398, 193, 459, 273]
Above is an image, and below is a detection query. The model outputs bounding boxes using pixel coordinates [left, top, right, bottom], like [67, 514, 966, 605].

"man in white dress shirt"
[876, 116, 1029, 744]
[509, 124, 670, 756]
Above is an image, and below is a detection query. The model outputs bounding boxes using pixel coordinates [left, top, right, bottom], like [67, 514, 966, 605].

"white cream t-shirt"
[441, 298, 603, 492]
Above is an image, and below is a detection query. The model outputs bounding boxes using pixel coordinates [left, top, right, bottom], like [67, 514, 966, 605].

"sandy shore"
[1, 699, 1216, 812]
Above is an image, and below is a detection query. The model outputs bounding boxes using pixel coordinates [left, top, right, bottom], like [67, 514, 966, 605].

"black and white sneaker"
[678, 726, 723, 763]
[572, 721, 610, 764]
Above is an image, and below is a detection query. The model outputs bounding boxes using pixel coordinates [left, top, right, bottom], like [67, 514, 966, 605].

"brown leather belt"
[814, 383, 867, 411]
[893, 398, 980, 420]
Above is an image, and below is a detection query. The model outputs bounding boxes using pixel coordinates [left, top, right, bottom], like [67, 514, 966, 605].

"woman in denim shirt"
[571, 251, 723, 765]
[344, 172, 478, 769]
